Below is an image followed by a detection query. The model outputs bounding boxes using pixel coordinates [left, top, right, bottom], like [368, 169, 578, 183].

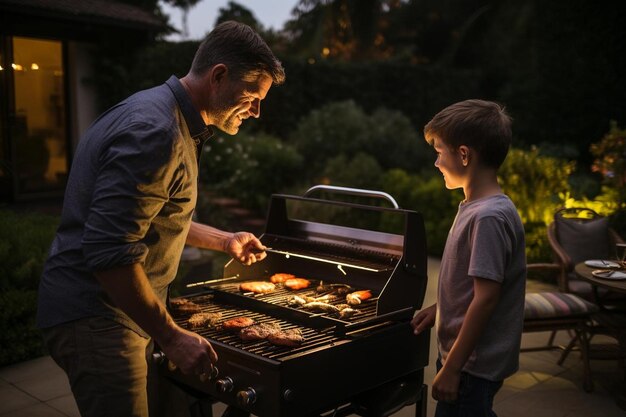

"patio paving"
[1, 257, 624, 416]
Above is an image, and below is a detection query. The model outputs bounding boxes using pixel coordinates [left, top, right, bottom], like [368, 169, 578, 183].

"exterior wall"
[67, 41, 98, 152]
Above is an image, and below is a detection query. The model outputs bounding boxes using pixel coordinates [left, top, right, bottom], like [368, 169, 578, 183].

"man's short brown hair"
[190, 20, 285, 85]
[424, 99, 512, 169]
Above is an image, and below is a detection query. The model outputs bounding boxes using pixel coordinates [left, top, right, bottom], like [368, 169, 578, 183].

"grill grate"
[212, 279, 378, 322]
[171, 294, 347, 361]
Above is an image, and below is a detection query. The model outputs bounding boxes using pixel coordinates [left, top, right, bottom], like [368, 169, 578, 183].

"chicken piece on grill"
[284, 278, 311, 290]
[270, 273, 295, 283]
[239, 281, 276, 294]
[170, 298, 202, 315]
[346, 290, 373, 306]
[222, 316, 256, 331]
[287, 295, 308, 307]
[239, 322, 282, 341]
[302, 301, 340, 314]
[188, 312, 222, 329]
[336, 304, 358, 319]
[316, 281, 353, 295]
[268, 328, 304, 347]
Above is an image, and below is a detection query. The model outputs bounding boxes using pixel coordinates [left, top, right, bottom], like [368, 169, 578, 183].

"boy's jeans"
[434, 359, 503, 417]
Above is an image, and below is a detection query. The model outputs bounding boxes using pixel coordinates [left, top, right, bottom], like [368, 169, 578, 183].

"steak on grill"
[188, 312, 222, 328]
[222, 316, 256, 331]
[239, 322, 281, 341]
[268, 328, 304, 347]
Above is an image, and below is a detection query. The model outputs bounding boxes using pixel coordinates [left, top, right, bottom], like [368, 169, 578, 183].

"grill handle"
[304, 185, 400, 209]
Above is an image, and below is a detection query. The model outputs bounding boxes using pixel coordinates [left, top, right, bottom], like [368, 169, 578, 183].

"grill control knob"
[216, 377, 234, 393]
[236, 388, 257, 407]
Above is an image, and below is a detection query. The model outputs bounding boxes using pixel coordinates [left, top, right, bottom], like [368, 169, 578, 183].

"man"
[37, 21, 285, 417]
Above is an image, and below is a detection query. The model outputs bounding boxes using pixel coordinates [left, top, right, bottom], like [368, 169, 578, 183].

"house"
[0, 0, 168, 202]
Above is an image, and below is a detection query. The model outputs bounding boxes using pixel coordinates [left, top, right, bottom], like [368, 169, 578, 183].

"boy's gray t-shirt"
[437, 194, 526, 381]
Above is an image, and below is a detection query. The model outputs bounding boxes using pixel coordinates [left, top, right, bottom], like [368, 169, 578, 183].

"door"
[0, 36, 69, 199]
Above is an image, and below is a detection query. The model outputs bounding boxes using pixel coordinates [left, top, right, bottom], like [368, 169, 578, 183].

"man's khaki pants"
[42, 317, 196, 417]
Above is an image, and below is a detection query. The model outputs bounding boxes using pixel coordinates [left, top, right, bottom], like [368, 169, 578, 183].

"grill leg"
[414, 384, 428, 417]
[220, 406, 250, 417]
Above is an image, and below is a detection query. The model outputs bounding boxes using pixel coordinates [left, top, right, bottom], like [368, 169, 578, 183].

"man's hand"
[224, 232, 267, 266]
[411, 303, 436, 335]
[158, 325, 218, 376]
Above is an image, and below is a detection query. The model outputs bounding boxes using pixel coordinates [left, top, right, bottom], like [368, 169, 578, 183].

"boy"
[411, 99, 526, 416]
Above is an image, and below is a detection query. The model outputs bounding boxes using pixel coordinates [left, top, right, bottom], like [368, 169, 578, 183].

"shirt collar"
[165, 75, 213, 143]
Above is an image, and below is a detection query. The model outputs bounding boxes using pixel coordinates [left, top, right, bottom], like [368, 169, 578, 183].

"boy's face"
[432, 136, 466, 190]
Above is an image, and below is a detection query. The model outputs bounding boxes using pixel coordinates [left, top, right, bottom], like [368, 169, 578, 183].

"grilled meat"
[337, 304, 358, 319]
[287, 295, 308, 307]
[270, 273, 295, 283]
[268, 328, 304, 347]
[222, 316, 256, 331]
[240, 322, 282, 341]
[287, 294, 338, 308]
[346, 290, 373, 305]
[302, 301, 340, 314]
[284, 278, 311, 290]
[239, 281, 276, 294]
[316, 281, 353, 295]
[170, 298, 202, 315]
[188, 312, 222, 328]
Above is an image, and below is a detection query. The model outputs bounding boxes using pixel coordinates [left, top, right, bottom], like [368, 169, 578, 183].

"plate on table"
[591, 270, 626, 280]
[585, 259, 621, 269]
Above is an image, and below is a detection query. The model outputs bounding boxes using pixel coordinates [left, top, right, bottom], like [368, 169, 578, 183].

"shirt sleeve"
[82, 121, 182, 271]
[467, 215, 511, 282]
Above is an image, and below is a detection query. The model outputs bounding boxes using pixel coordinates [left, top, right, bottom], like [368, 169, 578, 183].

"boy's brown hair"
[424, 99, 512, 169]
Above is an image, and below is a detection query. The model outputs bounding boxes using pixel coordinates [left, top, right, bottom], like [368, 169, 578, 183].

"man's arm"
[186, 221, 267, 265]
[433, 277, 501, 402]
[95, 263, 217, 375]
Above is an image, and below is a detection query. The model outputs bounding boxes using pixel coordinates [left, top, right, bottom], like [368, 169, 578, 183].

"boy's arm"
[433, 277, 501, 402]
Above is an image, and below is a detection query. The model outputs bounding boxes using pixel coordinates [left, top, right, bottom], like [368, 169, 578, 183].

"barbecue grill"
[159, 186, 430, 417]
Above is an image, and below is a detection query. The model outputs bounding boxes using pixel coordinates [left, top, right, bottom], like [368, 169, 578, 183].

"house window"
[0, 36, 69, 199]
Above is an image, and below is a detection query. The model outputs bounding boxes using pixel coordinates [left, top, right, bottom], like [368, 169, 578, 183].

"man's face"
[212, 73, 273, 135]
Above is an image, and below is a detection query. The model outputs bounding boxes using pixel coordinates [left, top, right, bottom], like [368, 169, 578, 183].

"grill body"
[160, 188, 430, 417]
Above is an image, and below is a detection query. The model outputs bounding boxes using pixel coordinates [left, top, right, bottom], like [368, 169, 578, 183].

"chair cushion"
[524, 292, 598, 320]
[555, 215, 610, 264]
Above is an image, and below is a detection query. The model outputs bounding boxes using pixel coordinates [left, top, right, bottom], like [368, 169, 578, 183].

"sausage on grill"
[346, 290, 373, 305]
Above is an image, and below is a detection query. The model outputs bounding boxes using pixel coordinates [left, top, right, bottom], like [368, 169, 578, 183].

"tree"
[164, 0, 202, 39]
[215, 1, 263, 32]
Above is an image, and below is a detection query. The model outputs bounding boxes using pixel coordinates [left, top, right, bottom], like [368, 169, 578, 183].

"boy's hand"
[432, 365, 461, 402]
[411, 303, 436, 335]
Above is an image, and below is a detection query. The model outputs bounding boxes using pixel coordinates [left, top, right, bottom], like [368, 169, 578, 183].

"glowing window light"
[31, 63, 39, 70]
[12, 63, 24, 71]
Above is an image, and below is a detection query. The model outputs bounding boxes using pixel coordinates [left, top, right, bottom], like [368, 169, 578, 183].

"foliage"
[590, 121, 626, 207]
[0, 290, 43, 366]
[199, 131, 303, 212]
[321, 152, 383, 190]
[289, 99, 433, 180]
[0, 210, 59, 291]
[380, 169, 461, 256]
[498, 147, 575, 226]
[0, 210, 58, 366]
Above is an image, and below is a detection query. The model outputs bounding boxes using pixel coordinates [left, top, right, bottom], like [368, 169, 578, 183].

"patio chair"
[548, 207, 625, 305]
[522, 290, 598, 392]
[521, 207, 626, 392]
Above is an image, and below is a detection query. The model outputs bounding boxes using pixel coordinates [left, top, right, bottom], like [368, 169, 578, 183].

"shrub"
[499, 147, 574, 226]
[200, 130, 303, 212]
[0, 209, 58, 366]
[290, 100, 431, 181]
